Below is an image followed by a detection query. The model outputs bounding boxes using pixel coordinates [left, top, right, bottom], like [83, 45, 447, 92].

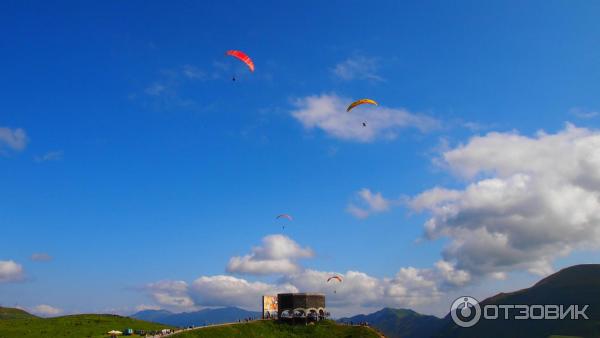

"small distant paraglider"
[346, 98, 378, 112]
[347, 99, 378, 127]
[327, 275, 343, 293]
[276, 214, 293, 230]
[226, 50, 254, 81]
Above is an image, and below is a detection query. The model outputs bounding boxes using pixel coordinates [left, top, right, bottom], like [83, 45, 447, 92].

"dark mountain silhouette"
[434, 264, 600, 338]
[338, 264, 600, 338]
[131, 306, 261, 327]
[339, 307, 444, 338]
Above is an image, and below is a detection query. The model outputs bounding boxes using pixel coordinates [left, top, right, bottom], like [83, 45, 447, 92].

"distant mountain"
[0, 307, 37, 320]
[339, 307, 444, 338]
[337, 264, 600, 338]
[131, 309, 174, 323]
[131, 306, 261, 327]
[434, 264, 600, 338]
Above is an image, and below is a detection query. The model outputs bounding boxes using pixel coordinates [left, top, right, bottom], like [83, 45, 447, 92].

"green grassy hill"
[0, 310, 174, 338]
[0, 307, 37, 320]
[170, 320, 381, 338]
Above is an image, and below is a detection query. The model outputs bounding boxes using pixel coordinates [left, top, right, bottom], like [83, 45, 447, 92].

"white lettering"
[484, 305, 498, 319]
[498, 305, 514, 319]
[545, 305, 559, 320]
[515, 305, 529, 320]
[530, 305, 544, 320]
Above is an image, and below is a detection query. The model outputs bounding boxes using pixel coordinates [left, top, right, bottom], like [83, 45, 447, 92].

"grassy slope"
[0, 307, 37, 320]
[0, 313, 174, 338]
[170, 320, 381, 338]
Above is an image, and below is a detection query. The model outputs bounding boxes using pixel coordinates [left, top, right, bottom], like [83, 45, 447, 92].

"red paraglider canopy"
[327, 275, 343, 283]
[226, 50, 255, 72]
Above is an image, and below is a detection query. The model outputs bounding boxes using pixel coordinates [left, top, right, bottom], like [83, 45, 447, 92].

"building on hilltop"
[277, 293, 328, 322]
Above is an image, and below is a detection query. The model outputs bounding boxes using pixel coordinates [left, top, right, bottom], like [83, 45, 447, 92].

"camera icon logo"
[450, 296, 481, 327]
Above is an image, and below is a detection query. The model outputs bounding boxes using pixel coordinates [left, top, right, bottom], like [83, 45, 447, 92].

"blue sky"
[2, 0, 600, 317]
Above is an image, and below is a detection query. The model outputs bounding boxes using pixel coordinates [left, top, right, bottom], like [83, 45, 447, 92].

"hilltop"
[0, 307, 37, 320]
[169, 320, 381, 338]
[339, 307, 443, 338]
[0, 308, 174, 338]
[0, 307, 378, 338]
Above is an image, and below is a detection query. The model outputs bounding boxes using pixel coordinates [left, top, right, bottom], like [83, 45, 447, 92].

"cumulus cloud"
[283, 269, 383, 308]
[143, 233, 470, 314]
[146, 267, 454, 314]
[0, 127, 27, 152]
[291, 94, 439, 142]
[31, 304, 62, 317]
[31, 253, 53, 262]
[227, 235, 314, 275]
[347, 188, 394, 219]
[34, 151, 63, 163]
[412, 123, 600, 277]
[0, 260, 24, 283]
[190, 275, 297, 309]
[281, 263, 465, 312]
[145, 280, 194, 309]
[332, 56, 383, 82]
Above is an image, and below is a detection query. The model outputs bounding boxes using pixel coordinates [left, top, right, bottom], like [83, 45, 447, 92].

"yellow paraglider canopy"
[346, 99, 378, 112]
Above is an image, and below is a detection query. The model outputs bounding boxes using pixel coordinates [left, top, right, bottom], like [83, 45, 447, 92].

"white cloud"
[0, 260, 24, 283]
[412, 124, 600, 277]
[291, 94, 439, 142]
[135, 304, 162, 312]
[32, 304, 62, 317]
[283, 269, 383, 308]
[227, 235, 314, 275]
[347, 188, 393, 219]
[144, 233, 467, 315]
[434, 260, 471, 287]
[570, 107, 598, 119]
[281, 264, 462, 313]
[0, 127, 27, 152]
[146, 267, 449, 315]
[30, 253, 53, 262]
[145, 280, 194, 309]
[383, 267, 440, 306]
[332, 56, 383, 82]
[34, 150, 63, 163]
[190, 275, 297, 309]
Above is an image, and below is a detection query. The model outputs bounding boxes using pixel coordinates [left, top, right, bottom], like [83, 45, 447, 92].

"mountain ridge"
[131, 306, 261, 327]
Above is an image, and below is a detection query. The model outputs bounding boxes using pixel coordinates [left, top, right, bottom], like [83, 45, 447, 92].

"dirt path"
[155, 320, 386, 338]
[156, 320, 255, 337]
